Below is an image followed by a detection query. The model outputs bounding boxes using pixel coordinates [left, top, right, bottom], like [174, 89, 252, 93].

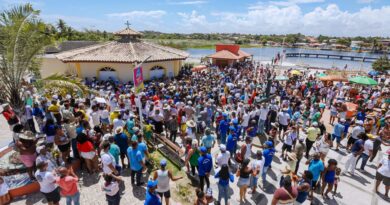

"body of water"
[186, 47, 388, 70]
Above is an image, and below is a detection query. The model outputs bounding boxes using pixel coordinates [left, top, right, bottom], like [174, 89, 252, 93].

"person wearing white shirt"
[375, 150, 390, 197]
[258, 104, 269, 134]
[348, 121, 365, 150]
[102, 173, 123, 205]
[90, 105, 101, 127]
[277, 108, 290, 136]
[112, 117, 125, 133]
[216, 144, 231, 167]
[241, 110, 250, 137]
[356, 135, 374, 171]
[35, 161, 60, 205]
[249, 151, 264, 194]
[101, 141, 119, 175]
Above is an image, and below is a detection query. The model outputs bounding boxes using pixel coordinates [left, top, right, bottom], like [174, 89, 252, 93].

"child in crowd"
[333, 167, 341, 195]
[321, 159, 338, 198]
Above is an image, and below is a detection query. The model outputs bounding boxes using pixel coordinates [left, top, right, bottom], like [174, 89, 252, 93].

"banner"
[133, 66, 144, 94]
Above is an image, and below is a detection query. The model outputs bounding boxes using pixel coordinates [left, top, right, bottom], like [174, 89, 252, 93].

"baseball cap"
[229, 126, 236, 131]
[200, 146, 207, 153]
[339, 118, 346, 123]
[219, 144, 226, 151]
[160, 159, 167, 166]
[356, 120, 363, 125]
[265, 141, 273, 148]
[147, 180, 158, 188]
[312, 122, 318, 127]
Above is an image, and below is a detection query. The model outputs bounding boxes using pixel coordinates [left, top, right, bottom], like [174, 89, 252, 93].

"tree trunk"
[9, 87, 24, 117]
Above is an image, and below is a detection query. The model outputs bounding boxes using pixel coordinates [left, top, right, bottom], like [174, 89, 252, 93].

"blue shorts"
[331, 134, 341, 143]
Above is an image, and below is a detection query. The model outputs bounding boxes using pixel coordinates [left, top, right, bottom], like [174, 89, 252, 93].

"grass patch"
[149, 150, 184, 177]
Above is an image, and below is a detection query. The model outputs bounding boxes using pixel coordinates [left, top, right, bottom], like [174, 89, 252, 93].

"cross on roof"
[125, 21, 131, 29]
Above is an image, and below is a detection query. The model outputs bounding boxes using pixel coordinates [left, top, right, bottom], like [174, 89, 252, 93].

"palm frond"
[38, 73, 91, 97]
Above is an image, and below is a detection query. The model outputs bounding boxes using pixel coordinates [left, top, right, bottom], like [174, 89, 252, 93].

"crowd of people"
[1, 61, 390, 205]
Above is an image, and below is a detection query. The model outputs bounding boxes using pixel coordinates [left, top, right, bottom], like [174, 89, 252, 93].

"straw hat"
[19, 131, 35, 140]
[286, 152, 298, 161]
[186, 120, 196, 128]
[281, 165, 292, 175]
[115, 127, 123, 134]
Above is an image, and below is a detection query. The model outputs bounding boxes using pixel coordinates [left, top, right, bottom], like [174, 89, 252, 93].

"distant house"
[329, 39, 338, 44]
[380, 39, 390, 47]
[306, 36, 318, 44]
[331, 44, 348, 50]
[207, 44, 252, 67]
[350, 41, 363, 51]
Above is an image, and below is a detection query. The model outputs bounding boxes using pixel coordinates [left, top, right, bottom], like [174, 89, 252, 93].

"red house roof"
[207, 45, 251, 60]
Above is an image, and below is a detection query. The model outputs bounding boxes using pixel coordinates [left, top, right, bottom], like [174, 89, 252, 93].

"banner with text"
[133, 66, 144, 94]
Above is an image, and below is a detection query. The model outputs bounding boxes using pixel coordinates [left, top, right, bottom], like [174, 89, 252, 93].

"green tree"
[0, 4, 53, 113]
[57, 18, 67, 38]
[372, 55, 390, 72]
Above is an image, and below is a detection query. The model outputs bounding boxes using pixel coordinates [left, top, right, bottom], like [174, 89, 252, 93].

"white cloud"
[177, 4, 390, 36]
[358, 0, 375, 3]
[168, 1, 207, 5]
[107, 10, 167, 19]
[270, 0, 325, 7]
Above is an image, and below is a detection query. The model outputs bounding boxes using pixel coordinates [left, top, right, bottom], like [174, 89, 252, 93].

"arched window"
[150, 66, 164, 70]
[100, 67, 116, 71]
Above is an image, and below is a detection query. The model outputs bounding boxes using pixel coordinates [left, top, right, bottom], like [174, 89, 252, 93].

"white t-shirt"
[101, 181, 119, 196]
[35, 170, 58, 193]
[101, 110, 110, 119]
[251, 159, 264, 177]
[101, 152, 116, 174]
[216, 151, 231, 166]
[363, 140, 374, 155]
[284, 132, 297, 146]
[90, 111, 101, 126]
[278, 112, 290, 126]
[378, 158, 390, 178]
[241, 113, 250, 127]
[351, 126, 365, 139]
[259, 108, 269, 121]
[113, 119, 125, 131]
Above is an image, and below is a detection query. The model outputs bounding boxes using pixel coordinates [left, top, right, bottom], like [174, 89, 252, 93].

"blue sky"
[1, 0, 389, 37]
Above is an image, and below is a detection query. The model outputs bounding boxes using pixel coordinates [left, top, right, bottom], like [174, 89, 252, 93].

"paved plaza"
[1, 109, 389, 205]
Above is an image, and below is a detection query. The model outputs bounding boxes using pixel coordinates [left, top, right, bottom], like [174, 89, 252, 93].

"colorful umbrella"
[275, 75, 289, 81]
[290, 70, 302, 75]
[349, 76, 378, 85]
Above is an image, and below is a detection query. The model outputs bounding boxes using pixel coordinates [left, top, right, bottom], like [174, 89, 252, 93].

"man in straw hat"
[16, 131, 37, 180]
[114, 127, 129, 168]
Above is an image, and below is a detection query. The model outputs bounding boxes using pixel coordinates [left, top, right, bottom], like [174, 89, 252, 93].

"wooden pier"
[285, 53, 380, 62]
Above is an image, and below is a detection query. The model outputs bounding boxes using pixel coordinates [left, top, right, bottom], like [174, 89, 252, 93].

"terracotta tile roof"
[55, 40, 189, 63]
[207, 49, 251, 60]
[113, 28, 142, 36]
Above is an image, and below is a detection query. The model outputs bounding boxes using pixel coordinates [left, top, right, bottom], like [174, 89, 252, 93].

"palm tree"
[57, 18, 67, 36]
[37, 74, 92, 98]
[0, 4, 53, 114]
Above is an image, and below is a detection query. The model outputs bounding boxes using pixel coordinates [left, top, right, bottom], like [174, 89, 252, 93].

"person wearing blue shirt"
[198, 146, 213, 191]
[201, 129, 215, 153]
[125, 118, 135, 135]
[232, 119, 242, 141]
[226, 127, 238, 158]
[308, 153, 324, 199]
[136, 135, 149, 160]
[214, 164, 234, 205]
[219, 115, 229, 144]
[114, 127, 130, 168]
[262, 141, 275, 188]
[127, 141, 145, 186]
[331, 119, 346, 150]
[144, 180, 162, 205]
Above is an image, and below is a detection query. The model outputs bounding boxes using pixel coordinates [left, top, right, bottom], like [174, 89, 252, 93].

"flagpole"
[133, 55, 152, 128]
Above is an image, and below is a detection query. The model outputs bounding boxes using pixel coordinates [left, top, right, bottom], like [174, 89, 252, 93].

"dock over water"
[285, 53, 381, 62]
